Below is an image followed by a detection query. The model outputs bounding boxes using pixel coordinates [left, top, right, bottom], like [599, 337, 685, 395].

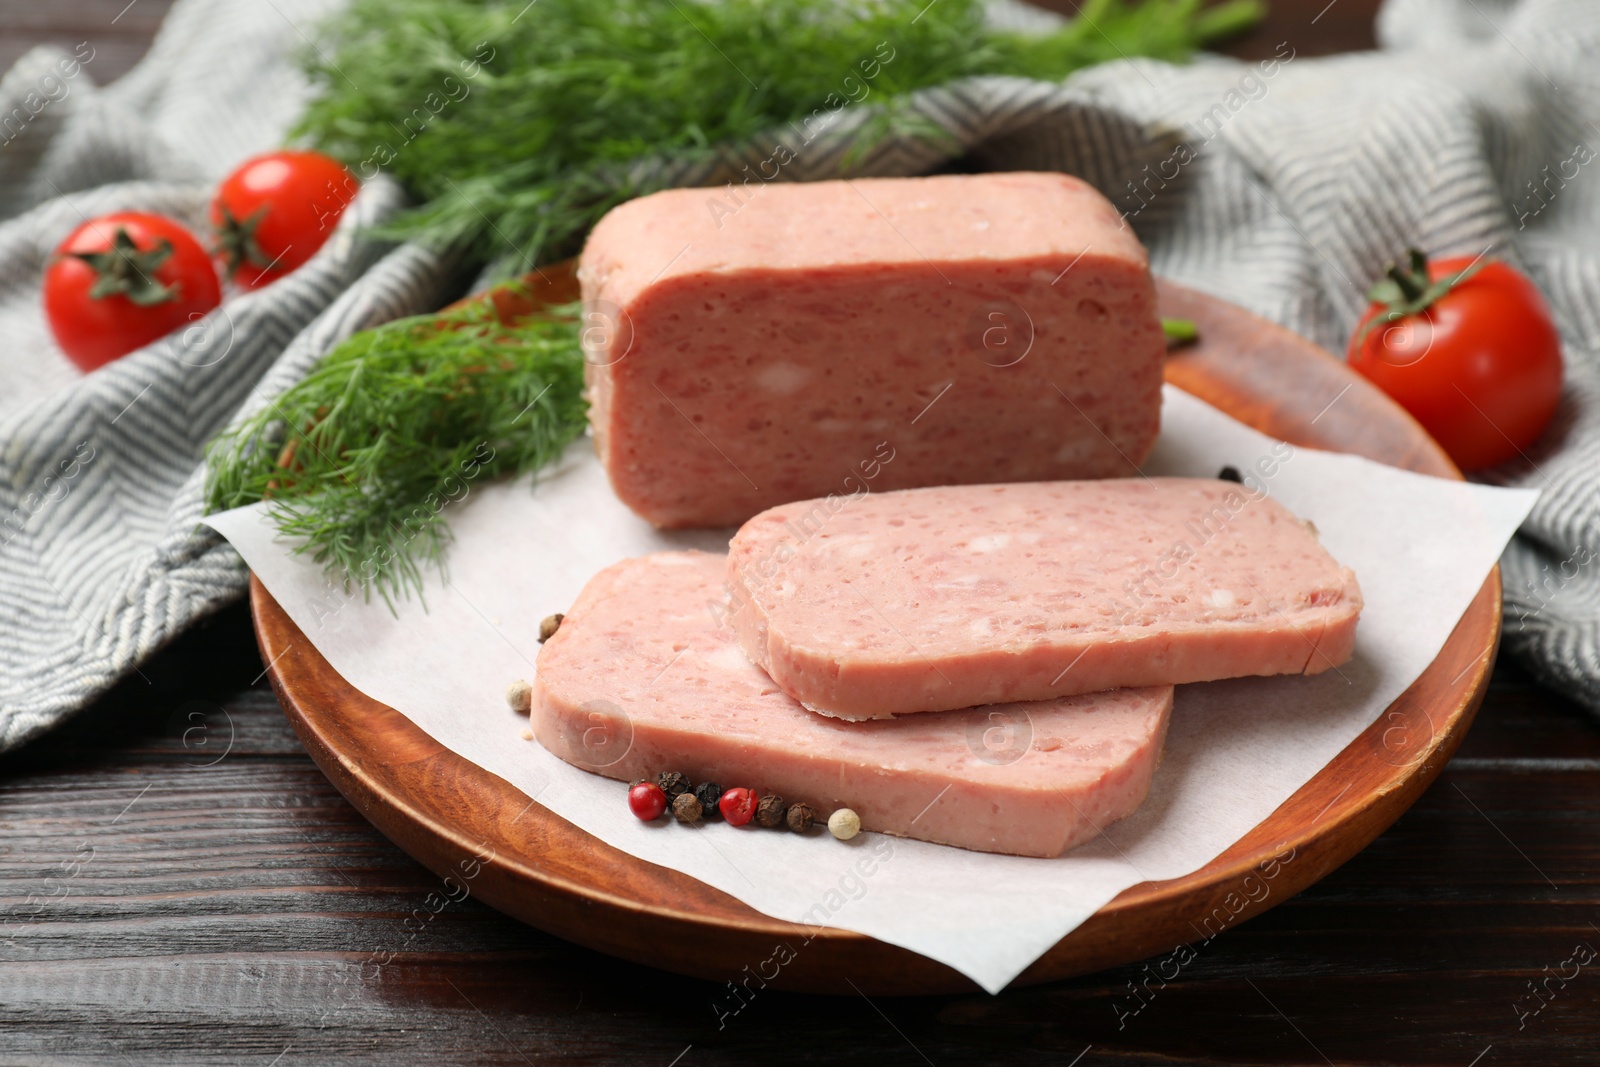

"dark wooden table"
[5, 2, 1599, 1065]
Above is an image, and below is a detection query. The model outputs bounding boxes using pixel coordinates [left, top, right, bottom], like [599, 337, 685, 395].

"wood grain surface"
[9, 1, 1600, 1064]
[4, 606, 1596, 1066]
[0, 0, 177, 86]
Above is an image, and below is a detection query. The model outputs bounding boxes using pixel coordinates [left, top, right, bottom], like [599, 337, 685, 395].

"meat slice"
[578, 171, 1164, 528]
[533, 552, 1173, 858]
[727, 478, 1363, 719]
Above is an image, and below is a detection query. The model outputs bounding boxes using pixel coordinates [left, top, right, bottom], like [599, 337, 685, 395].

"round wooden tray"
[251, 277, 1499, 995]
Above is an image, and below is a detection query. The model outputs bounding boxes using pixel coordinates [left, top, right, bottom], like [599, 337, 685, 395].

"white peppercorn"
[828, 808, 861, 841]
[505, 679, 533, 714]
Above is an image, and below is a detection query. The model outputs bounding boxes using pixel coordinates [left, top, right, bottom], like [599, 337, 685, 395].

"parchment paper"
[206, 385, 1538, 993]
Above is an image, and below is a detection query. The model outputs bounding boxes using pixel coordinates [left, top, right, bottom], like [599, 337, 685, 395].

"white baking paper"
[206, 384, 1538, 994]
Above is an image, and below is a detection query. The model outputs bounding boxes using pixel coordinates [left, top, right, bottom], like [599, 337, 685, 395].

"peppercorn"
[828, 808, 861, 841]
[504, 678, 532, 715]
[785, 802, 815, 833]
[694, 780, 724, 818]
[1218, 465, 1242, 483]
[755, 794, 786, 828]
[658, 771, 692, 800]
[719, 787, 757, 826]
[628, 781, 667, 821]
[538, 613, 565, 642]
[671, 793, 703, 824]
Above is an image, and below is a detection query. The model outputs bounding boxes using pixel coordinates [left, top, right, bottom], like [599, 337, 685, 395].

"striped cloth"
[1, 0, 1597, 750]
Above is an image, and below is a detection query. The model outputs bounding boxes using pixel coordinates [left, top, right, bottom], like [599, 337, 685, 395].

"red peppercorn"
[628, 781, 667, 821]
[719, 787, 757, 826]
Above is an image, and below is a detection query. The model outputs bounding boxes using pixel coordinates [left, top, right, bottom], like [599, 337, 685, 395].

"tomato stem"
[213, 203, 274, 278]
[1388, 265, 1423, 303]
[1356, 247, 1493, 349]
[65, 227, 180, 306]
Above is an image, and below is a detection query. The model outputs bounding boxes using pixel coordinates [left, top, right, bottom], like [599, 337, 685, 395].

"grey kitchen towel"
[1, 0, 1597, 751]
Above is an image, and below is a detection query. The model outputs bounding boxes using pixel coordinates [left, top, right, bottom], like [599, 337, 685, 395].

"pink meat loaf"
[728, 478, 1363, 719]
[578, 172, 1165, 528]
[533, 552, 1173, 858]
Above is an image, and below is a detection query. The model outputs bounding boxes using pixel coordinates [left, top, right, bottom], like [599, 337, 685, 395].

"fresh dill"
[221, 0, 1265, 601]
[294, 0, 1263, 271]
[205, 291, 588, 606]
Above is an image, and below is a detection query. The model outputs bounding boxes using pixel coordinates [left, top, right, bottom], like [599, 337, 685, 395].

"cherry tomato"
[211, 150, 358, 288]
[43, 211, 222, 372]
[1347, 250, 1563, 472]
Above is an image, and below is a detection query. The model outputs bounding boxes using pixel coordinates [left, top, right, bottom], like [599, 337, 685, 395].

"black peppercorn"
[657, 771, 692, 799]
[785, 802, 815, 833]
[1218, 465, 1242, 483]
[538, 613, 564, 642]
[671, 793, 703, 824]
[694, 781, 724, 819]
[755, 794, 786, 828]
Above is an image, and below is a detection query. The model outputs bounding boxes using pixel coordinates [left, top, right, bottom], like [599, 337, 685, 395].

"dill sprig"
[228, 0, 1264, 601]
[205, 291, 587, 606]
[294, 0, 1263, 270]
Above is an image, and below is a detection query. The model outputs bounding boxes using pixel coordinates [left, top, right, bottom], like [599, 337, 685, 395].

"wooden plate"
[251, 275, 1498, 995]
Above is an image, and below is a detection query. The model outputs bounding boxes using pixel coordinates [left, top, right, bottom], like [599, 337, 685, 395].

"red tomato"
[43, 212, 222, 372]
[1347, 251, 1563, 472]
[211, 150, 358, 288]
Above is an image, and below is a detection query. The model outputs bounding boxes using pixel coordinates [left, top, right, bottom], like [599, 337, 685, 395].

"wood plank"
[3, 0, 1598, 1062]
[1027, 0, 1382, 58]
[0, 0, 175, 86]
[3, 612, 1597, 1066]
